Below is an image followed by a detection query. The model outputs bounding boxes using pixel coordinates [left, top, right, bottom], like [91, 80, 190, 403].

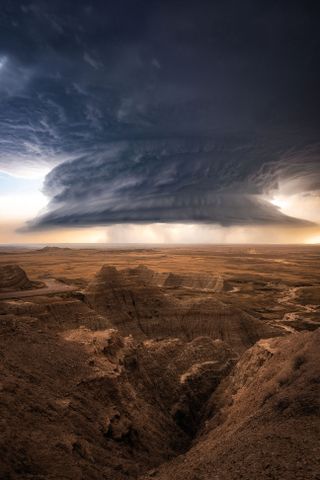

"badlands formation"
[84, 265, 280, 352]
[0, 245, 319, 479]
[0, 264, 34, 292]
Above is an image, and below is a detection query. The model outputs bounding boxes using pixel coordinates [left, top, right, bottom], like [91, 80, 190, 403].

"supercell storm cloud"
[26, 138, 318, 229]
[0, 0, 320, 230]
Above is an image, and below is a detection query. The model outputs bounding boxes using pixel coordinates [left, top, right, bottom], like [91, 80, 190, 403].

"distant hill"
[36, 246, 73, 253]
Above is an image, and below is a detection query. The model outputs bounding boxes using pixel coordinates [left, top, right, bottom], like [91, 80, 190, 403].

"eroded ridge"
[0, 255, 319, 480]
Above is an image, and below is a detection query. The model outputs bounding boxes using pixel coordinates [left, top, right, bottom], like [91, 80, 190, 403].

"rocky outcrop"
[0, 306, 236, 480]
[85, 265, 280, 352]
[144, 329, 320, 480]
[1, 261, 318, 480]
[0, 295, 112, 331]
[0, 264, 33, 292]
[163, 272, 220, 290]
[85, 265, 179, 338]
[127, 335, 237, 436]
[119, 265, 221, 291]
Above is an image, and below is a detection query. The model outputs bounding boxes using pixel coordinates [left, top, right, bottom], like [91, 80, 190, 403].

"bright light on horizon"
[305, 235, 320, 244]
[269, 191, 320, 225]
[0, 191, 48, 221]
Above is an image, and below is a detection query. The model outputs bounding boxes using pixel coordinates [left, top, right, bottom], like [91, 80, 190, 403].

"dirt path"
[0, 279, 78, 300]
[278, 286, 299, 306]
[276, 286, 319, 333]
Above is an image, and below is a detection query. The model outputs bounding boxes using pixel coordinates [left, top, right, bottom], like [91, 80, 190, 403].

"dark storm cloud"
[25, 138, 318, 230]
[0, 0, 319, 226]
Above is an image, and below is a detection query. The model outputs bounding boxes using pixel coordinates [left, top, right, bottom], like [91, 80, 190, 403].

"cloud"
[25, 138, 319, 230]
[0, 0, 319, 231]
[83, 51, 103, 70]
[0, 55, 33, 95]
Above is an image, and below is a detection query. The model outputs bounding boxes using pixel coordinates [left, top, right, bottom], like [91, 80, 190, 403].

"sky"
[0, 0, 320, 244]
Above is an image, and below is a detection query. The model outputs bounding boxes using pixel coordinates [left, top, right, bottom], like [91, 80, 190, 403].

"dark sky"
[1, 0, 319, 230]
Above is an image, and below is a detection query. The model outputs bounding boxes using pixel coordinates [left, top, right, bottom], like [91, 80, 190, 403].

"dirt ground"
[0, 244, 319, 479]
[1, 244, 319, 332]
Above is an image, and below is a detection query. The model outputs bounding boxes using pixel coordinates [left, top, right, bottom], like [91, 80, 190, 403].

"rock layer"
[144, 329, 320, 480]
[1, 260, 318, 479]
[0, 264, 33, 292]
[0, 309, 236, 480]
[85, 265, 280, 352]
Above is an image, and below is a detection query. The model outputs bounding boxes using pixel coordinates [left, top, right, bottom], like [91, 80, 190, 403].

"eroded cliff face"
[85, 265, 280, 352]
[0, 305, 237, 480]
[145, 329, 320, 480]
[1, 262, 319, 480]
[0, 264, 33, 292]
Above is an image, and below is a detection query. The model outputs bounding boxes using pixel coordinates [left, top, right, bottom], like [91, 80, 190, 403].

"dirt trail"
[0, 278, 77, 299]
[277, 286, 319, 332]
[278, 286, 299, 306]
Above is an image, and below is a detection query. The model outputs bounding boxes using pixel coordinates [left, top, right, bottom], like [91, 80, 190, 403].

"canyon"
[0, 245, 319, 479]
